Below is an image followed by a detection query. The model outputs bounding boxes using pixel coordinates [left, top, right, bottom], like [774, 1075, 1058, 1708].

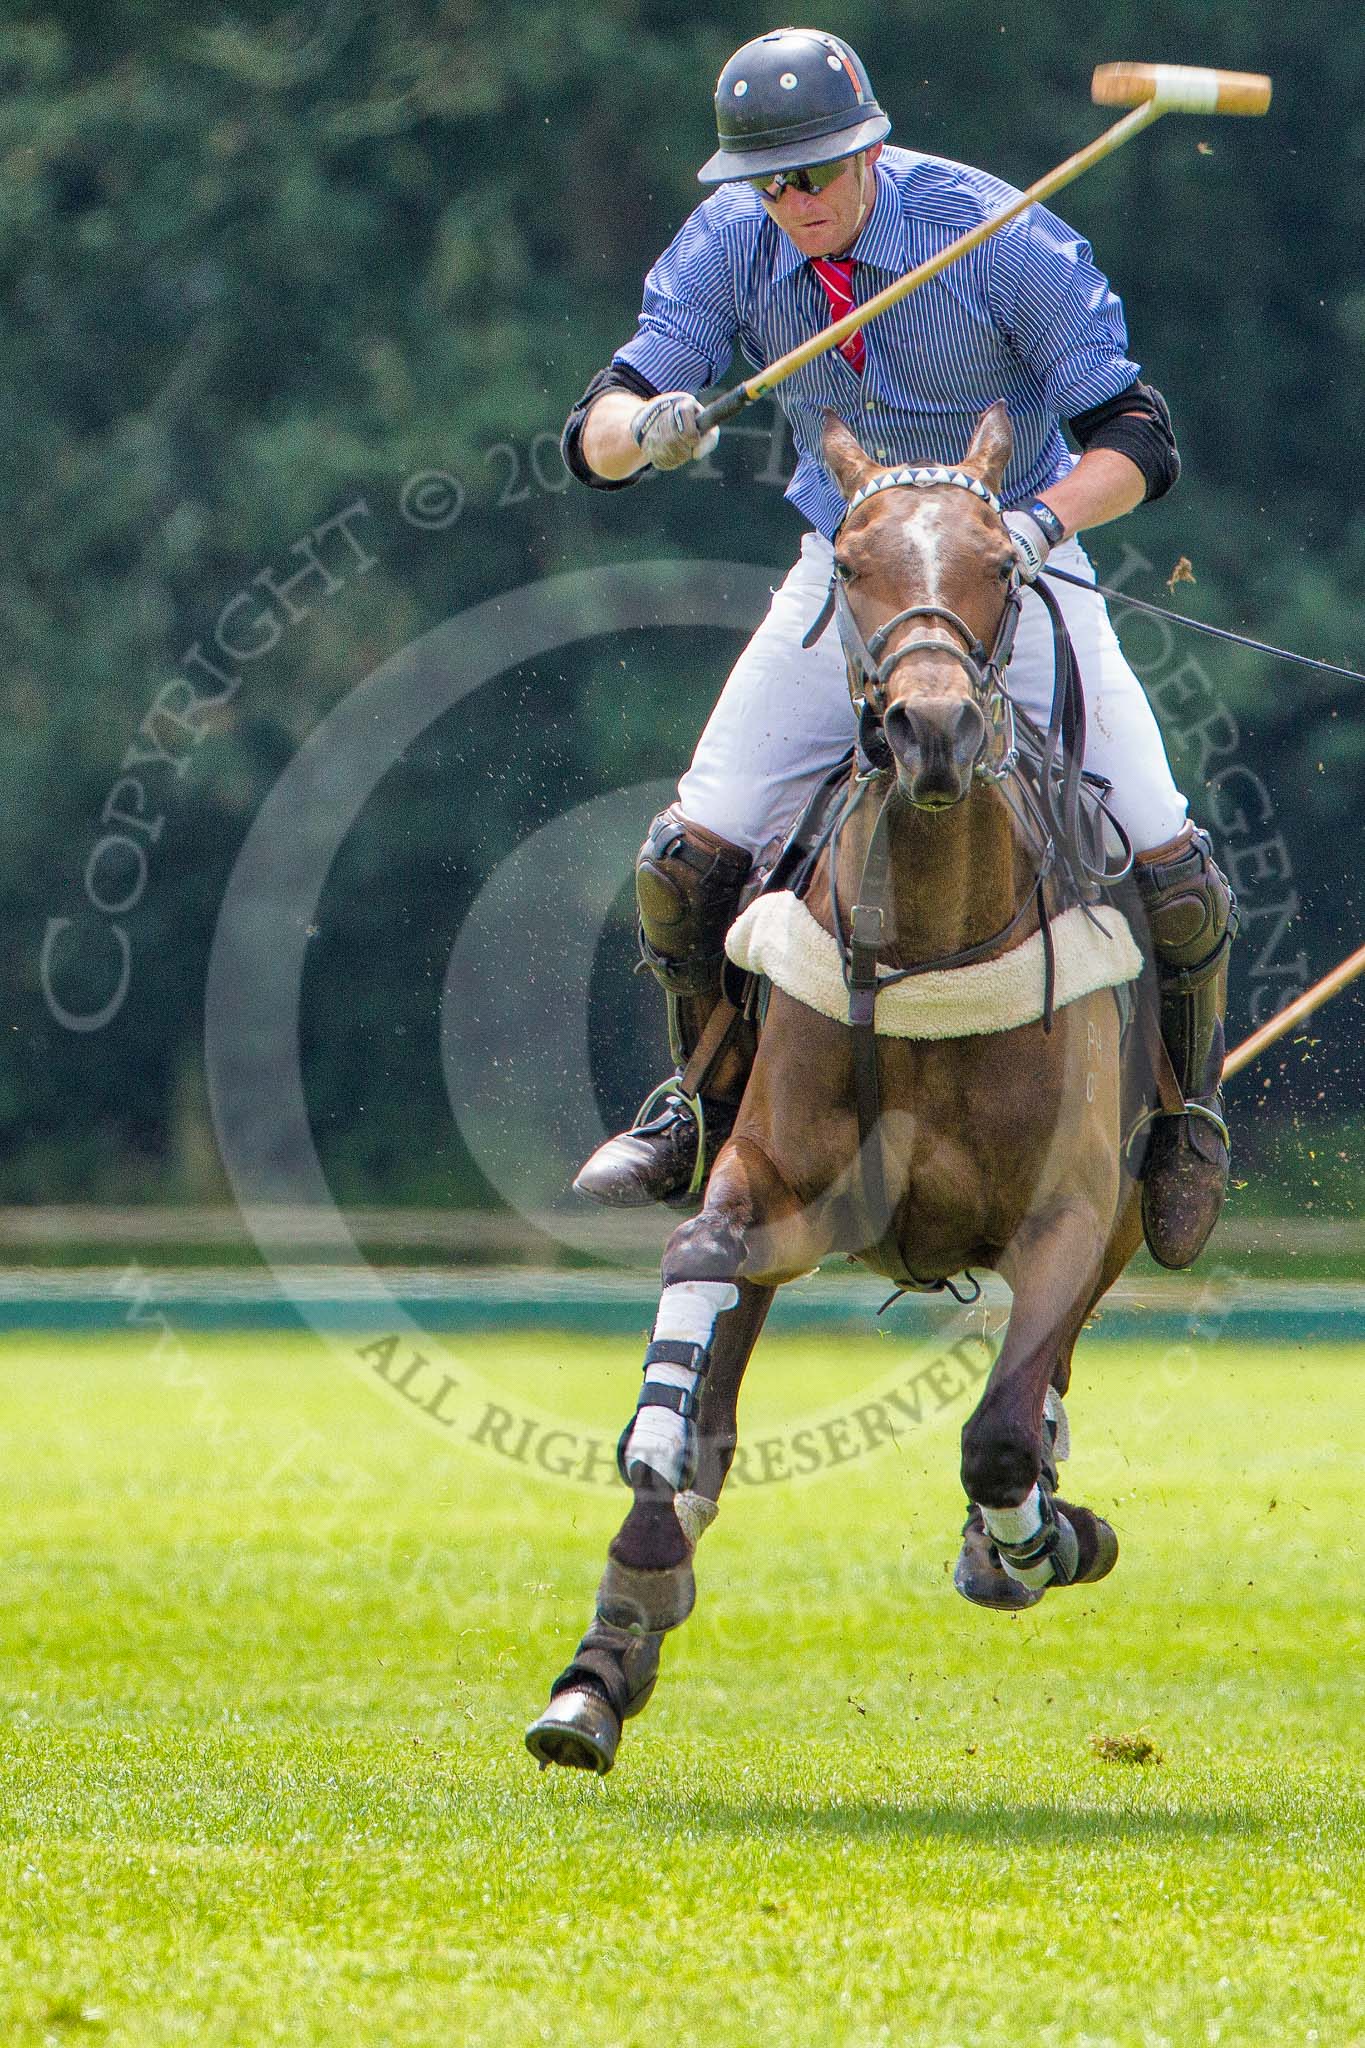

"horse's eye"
[834, 558, 855, 583]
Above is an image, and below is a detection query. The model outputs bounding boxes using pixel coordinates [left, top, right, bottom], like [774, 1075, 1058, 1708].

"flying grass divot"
[1089, 1727, 1164, 1765]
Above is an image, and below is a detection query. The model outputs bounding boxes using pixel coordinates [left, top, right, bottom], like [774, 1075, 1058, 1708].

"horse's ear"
[821, 411, 879, 500]
[961, 401, 1013, 494]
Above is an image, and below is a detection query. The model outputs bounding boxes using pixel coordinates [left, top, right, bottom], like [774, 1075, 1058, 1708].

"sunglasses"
[746, 156, 852, 201]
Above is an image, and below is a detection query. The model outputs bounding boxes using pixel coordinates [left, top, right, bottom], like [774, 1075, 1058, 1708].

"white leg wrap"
[983, 1484, 1078, 1590]
[621, 1282, 738, 1490]
[622, 1408, 692, 1491]
[997, 1547, 1058, 1592]
[653, 1281, 739, 1345]
[982, 1485, 1044, 1548]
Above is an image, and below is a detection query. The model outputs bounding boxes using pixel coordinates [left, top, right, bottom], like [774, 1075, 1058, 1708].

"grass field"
[1, 1328, 1362, 2048]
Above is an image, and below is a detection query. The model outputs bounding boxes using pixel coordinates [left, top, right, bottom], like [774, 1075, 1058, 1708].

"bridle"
[799, 464, 1130, 1295]
[802, 464, 1023, 785]
[842, 592, 1022, 787]
[803, 461, 1131, 928]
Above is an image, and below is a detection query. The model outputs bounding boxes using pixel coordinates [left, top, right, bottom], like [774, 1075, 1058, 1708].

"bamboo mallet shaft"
[1224, 941, 1365, 1081]
[697, 62, 1272, 432]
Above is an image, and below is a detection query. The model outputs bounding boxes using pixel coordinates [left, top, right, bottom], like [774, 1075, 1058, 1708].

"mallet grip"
[695, 385, 753, 435]
[1092, 63, 1272, 116]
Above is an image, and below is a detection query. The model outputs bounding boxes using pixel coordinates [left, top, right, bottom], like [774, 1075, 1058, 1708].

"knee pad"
[1135, 825, 1237, 993]
[635, 805, 751, 997]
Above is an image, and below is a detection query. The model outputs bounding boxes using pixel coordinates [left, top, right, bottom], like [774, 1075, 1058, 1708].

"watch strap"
[1023, 498, 1066, 548]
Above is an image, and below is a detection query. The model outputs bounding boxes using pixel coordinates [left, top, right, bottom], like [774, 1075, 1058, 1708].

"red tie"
[808, 256, 866, 375]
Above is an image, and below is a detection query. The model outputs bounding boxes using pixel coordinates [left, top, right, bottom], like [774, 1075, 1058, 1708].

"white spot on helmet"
[827, 54, 842, 69]
[733, 79, 748, 96]
[779, 71, 798, 89]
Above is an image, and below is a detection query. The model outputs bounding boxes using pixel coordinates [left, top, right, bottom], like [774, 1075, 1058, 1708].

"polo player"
[563, 28, 1235, 1270]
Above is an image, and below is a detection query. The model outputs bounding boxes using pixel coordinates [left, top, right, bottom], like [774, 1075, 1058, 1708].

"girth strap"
[831, 592, 1094, 1283]
[843, 824, 1055, 1281]
[848, 898, 888, 1251]
[847, 782, 893, 1262]
[844, 789, 973, 1290]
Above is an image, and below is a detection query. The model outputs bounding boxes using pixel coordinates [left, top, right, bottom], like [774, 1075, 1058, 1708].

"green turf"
[1, 1330, 1361, 2047]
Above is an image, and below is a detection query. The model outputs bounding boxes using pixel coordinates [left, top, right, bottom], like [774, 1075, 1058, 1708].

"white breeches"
[676, 530, 1188, 860]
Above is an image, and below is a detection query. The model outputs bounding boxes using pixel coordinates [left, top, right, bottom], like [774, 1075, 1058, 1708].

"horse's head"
[821, 403, 1019, 809]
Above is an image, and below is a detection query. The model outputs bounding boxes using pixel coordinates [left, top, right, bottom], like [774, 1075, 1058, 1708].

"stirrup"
[630, 1079, 708, 1199]
[1123, 1096, 1229, 1168]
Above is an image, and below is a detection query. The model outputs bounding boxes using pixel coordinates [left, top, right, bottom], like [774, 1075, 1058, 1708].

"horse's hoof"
[953, 1505, 1044, 1610]
[525, 1686, 621, 1774]
[1055, 1498, 1119, 1584]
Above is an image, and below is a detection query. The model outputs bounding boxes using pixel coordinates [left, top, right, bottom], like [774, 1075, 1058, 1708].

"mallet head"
[1092, 63, 1272, 117]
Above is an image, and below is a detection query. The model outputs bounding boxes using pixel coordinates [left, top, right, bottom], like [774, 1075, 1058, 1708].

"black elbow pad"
[560, 362, 660, 491]
[1068, 379, 1181, 503]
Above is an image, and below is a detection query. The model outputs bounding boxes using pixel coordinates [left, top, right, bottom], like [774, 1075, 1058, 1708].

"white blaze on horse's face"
[821, 407, 1017, 805]
[845, 497, 1015, 806]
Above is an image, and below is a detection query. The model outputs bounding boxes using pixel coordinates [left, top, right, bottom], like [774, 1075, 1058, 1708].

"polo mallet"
[1224, 942, 1365, 1082]
[694, 62, 1273, 433]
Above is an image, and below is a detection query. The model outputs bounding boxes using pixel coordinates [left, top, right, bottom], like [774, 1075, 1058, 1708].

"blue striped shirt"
[613, 145, 1139, 540]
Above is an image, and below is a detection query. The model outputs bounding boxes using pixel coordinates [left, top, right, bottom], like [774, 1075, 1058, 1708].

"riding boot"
[574, 806, 755, 1207]
[1133, 824, 1238, 1269]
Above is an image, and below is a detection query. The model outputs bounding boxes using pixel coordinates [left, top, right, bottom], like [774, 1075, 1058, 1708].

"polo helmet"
[698, 28, 890, 185]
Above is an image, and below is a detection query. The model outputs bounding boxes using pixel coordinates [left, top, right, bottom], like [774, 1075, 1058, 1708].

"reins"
[774, 471, 1365, 1285]
[802, 468, 1136, 1287]
[1043, 563, 1365, 686]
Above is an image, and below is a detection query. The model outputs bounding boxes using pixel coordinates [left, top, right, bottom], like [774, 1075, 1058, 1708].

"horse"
[526, 402, 1156, 1775]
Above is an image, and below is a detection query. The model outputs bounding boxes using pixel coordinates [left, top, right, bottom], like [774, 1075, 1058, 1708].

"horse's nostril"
[949, 695, 987, 769]
[884, 694, 985, 775]
[882, 699, 915, 753]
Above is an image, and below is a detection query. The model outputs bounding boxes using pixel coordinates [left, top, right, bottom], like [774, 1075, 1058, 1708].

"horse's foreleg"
[525, 1277, 773, 1774]
[605, 1137, 818, 1599]
[526, 1143, 809, 1772]
[599, 1272, 774, 1627]
[957, 1202, 1118, 1606]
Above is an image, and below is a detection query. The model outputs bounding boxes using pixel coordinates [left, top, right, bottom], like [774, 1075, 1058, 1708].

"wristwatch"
[1020, 498, 1066, 548]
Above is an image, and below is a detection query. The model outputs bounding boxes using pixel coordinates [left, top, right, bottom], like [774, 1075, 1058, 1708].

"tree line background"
[2, 0, 1363, 1226]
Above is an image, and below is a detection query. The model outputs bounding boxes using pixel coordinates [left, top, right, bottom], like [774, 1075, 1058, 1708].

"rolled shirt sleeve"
[988, 202, 1140, 420]
[612, 204, 741, 394]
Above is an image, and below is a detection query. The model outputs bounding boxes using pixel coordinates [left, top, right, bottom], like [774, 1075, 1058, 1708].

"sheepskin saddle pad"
[725, 891, 1142, 1040]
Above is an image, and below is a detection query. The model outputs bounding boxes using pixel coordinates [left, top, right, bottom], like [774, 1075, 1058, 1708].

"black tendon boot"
[574, 806, 753, 1207]
[1134, 825, 1238, 1269]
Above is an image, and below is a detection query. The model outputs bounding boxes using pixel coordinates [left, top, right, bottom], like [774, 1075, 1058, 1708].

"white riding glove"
[1003, 504, 1064, 583]
[630, 392, 721, 472]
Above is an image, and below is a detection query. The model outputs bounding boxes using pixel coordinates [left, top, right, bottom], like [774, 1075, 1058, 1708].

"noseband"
[802, 466, 1023, 783]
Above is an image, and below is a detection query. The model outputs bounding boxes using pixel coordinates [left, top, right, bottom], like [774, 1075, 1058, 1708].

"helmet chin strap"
[854, 153, 870, 223]
[831, 153, 874, 256]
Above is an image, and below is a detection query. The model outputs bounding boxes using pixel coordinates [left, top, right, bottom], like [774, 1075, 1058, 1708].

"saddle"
[732, 703, 1139, 1034]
